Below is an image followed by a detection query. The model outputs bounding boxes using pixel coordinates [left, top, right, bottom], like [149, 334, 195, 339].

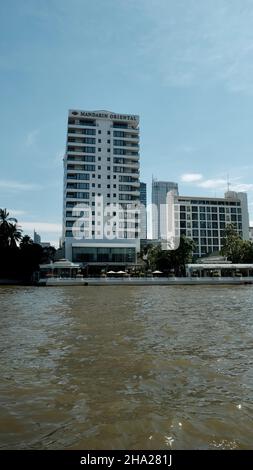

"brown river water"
[0, 285, 253, 450]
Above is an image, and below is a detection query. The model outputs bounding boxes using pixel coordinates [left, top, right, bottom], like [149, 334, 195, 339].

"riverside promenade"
[37, 276, 253, 286]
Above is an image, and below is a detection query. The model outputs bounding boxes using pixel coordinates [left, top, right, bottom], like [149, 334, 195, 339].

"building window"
[98, 139, 101, 143]
[98, 130, 101, 134]
[107, 131, 110, 135]
[98, 148, 101, 152]
[98, 157, 101, 161]
[107, 166, 110, 170]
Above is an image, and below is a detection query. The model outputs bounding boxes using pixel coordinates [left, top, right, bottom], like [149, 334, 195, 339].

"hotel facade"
[169, 190, 249, 258]
[63, 109, 140, 266]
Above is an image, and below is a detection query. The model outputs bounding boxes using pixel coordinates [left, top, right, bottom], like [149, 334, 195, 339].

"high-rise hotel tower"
[63, 110, 140, 267]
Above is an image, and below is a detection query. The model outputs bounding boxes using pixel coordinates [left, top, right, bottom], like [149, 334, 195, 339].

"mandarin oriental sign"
[70, 110, 138, 121]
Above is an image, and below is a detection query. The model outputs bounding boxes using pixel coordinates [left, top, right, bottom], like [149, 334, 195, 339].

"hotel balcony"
[114, 144, 139, 151]
[111, 125, 139, 131]
[67, 150, 96, 156]
[68, 121, 96, 128]
[119, 190, 140, 196]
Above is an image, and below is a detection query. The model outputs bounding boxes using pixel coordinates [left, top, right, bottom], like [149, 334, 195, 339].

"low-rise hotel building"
[169, 190, 249, 258]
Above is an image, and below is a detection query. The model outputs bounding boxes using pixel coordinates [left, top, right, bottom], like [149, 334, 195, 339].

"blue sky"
[1, 0, 253, 245]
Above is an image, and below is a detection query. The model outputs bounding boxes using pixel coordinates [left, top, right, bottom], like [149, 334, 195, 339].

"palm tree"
[0, 208, 22, 248]
[0, 208, 17, 225]
[20, 235, 33, 248]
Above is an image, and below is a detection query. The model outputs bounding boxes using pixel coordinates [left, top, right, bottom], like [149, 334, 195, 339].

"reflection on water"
[0, 285, 253, 449]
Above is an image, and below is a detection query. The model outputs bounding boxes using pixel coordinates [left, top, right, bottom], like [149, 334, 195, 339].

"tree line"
[0, 209, 55, 280]
[1, 207, 253, 280]
[141, 224, 253, 275]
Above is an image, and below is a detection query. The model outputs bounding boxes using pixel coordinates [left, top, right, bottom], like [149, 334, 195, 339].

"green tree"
[221, 224, 244, 262]
[0, 209, 22, 248]
[221, 224, 253, 263]
[20, 234, 34, 248]
[240, 240, 253, 263]
[0, 210, 45, 280]
[145, 236, 195, 276]
[170, 235, 195, 276]
[146, 244, 171, 272]
[41, 246, 56, 263]
[19, 237, 43, 280]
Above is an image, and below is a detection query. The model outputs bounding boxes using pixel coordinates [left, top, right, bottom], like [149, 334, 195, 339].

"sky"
[1, 0, 253, 246]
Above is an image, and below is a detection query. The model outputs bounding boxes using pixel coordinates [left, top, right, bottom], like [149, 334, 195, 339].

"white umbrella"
[117, 270, 126, 274]
[107, 270, 115, 274]
[152, 270, 163, 274]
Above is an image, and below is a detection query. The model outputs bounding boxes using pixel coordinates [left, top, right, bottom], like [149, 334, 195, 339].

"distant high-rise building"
[152, 180, 178, 239]
[140, 182, 147, 239]
[63, 109, 140, 266]
[34, 230, 51, 248]
[33, 230, 41, 244]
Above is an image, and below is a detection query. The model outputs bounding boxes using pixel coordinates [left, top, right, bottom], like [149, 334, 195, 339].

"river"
[0, 285, 253, 449]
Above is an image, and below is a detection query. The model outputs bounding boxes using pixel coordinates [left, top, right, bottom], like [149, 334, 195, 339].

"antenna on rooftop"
[227, 173, 231, 192]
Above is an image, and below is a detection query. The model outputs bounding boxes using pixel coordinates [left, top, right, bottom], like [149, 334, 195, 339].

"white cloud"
[139, 0, 253, 94]
[26, 129, 39, 147]
[0, 180, 42, 191]
[231, 183, 253, 192]
[198, 178, 227, 189]
[181, 173, 203, 182]
[20, 222, 62, 233]
[7, 209, 27, 217]
[175, 145, 197, 154]
[180, 173, 253, 192]
[197, 179, 253, 191]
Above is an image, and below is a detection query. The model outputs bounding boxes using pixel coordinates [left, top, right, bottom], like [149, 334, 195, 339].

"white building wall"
[167, 191, 250, 258]
[63, 109, 140, 263]
[152, 180, 179, 239]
